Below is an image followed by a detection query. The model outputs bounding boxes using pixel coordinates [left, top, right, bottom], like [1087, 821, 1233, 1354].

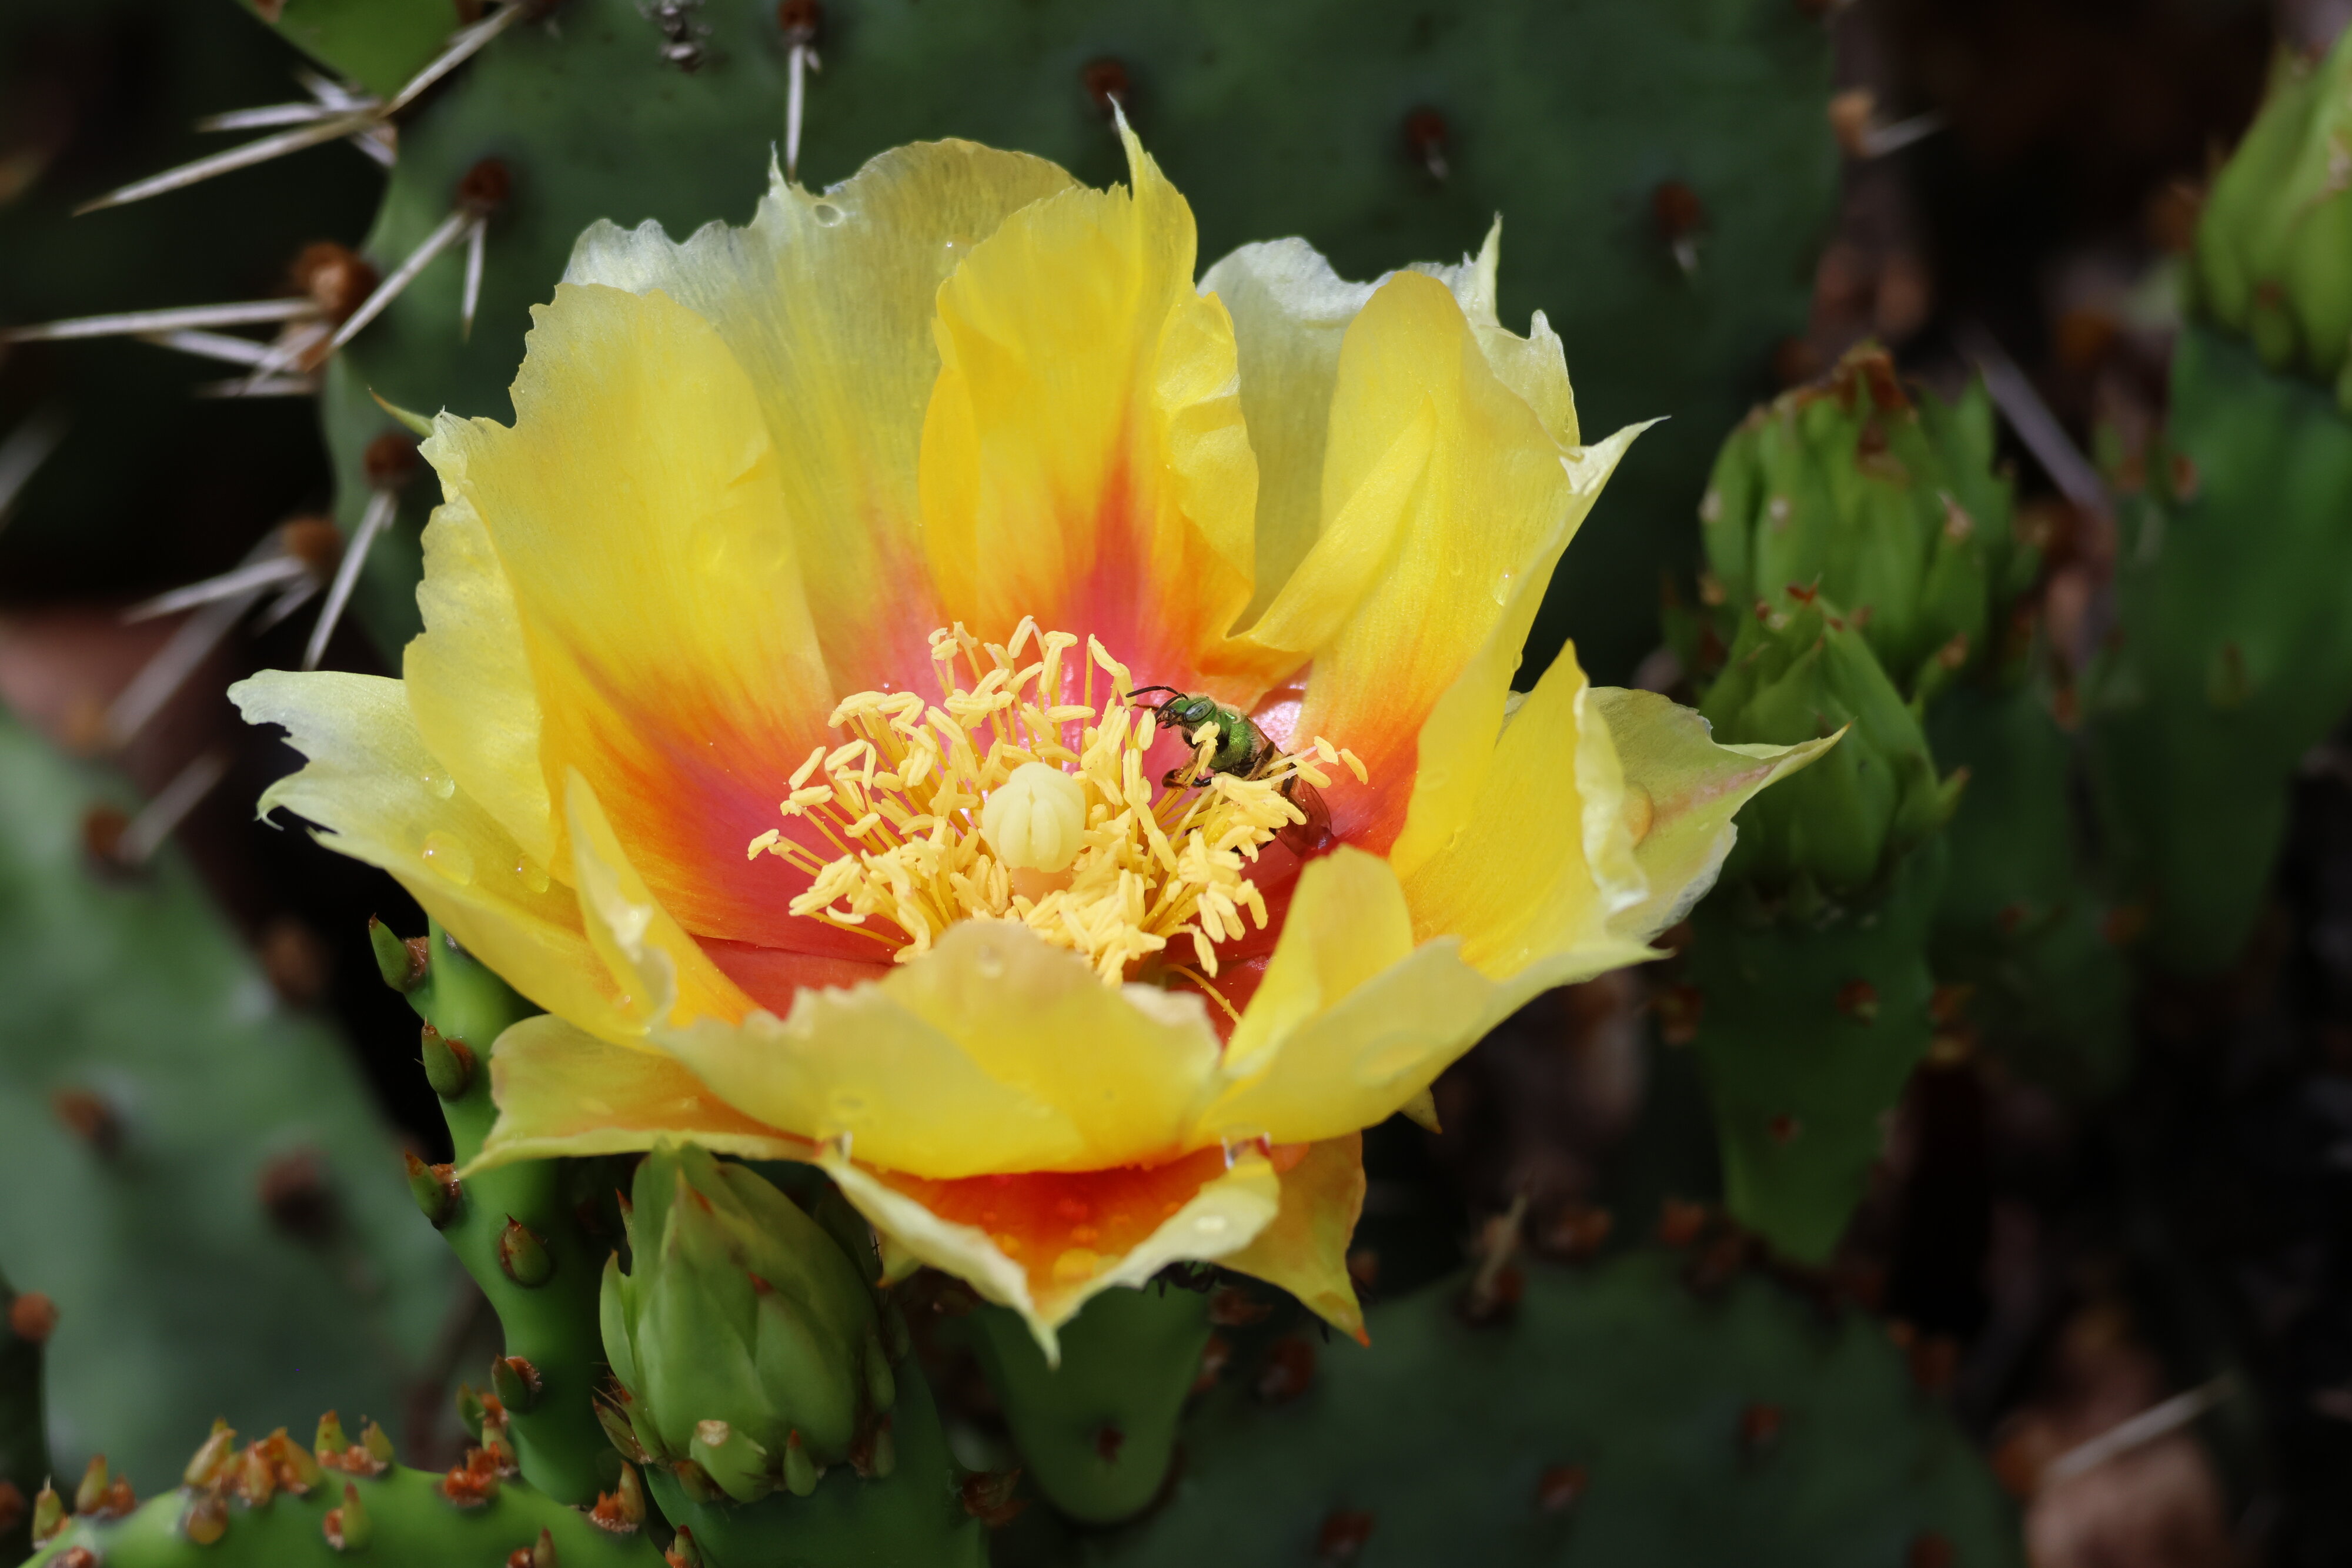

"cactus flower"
[235, 129, 1825, 1351]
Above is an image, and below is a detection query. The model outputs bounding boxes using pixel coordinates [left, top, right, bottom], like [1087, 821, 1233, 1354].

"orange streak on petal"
[865, 1148, 1230, 1302]
[698, 937, 895, 1015]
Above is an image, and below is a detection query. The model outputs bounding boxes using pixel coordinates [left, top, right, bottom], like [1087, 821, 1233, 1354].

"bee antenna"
[1125, 684, 1182, 701]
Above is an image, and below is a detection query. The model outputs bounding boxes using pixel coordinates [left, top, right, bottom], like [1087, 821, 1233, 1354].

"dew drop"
[514, 858, 550, 894]
[1490, 570, 1514, 606]
[810, 200, 845, 227]
[422, 767, 456, 800]
[421, 831, 475, 885]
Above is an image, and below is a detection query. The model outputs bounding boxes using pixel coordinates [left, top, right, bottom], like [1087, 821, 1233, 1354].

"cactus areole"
[235, 126, 1826, 1355]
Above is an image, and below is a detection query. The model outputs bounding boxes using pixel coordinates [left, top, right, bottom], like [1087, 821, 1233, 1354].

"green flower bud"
[600, 1144, 888, 1496]
[2193, 31, 2352, 404]
[1700, 589, 1961, 903]
[1681, 343, 2033, 700]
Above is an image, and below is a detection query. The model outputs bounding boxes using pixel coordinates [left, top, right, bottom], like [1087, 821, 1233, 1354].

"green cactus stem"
[956, 1283, 1214, 1525]
[2087, 326, 2352, 972]
[1683, 841, 1945, 1263]
[23, 1422, 659, 1567]
[2, 1266, 55, 1563]
[1683, 591, 1958, 1259]
[1925, 682, 2130, 1095]
[379, 917, 613, 1504]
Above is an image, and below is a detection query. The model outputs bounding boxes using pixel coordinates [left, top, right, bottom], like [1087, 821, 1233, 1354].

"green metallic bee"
[1127, 686, 1333, 854]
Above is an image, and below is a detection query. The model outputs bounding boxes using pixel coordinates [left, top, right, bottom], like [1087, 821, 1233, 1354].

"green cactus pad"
[235, 0, 455, 102]
[2089, 321, 2352, 973]
[1087, 1252, 2020, 1567]
[1684, 838, 1946, 1263]
[0, 710, 457, 1494]
[296, 0, 1833, 682]
[956, 1283, 1213, 1525]
[22, 1457, 659, 1567]
[1926, 682, 2130, 1095]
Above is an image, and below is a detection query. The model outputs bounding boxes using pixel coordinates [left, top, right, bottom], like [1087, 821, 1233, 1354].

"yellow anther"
[748, 624, 1363, 985]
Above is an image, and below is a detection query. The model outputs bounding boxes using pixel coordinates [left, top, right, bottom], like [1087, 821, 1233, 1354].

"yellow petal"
[1217, 1135, 1369, 1343]
[918, 120, 1261, 693]
[1199, 848, 1491, 1146]
[823, 1148, 1281, 1360]
[472, 1013, 806, 1169]
[403, 483, 552, 871]
[560, 768, 754, 1031]
[1424, 220, 1581, 451]
[425, 282, 834, 951]
[1398, 643, 1656, 982]
[230, 670, 630, 1038]
[565, 140, 1077, 690]
[649, 920, 1223, 1179]
[1281, 268, 1641, 850]
[1589, 687, 1839, 942]
[1204, 225, 1577, 630]
[1383, 422, 1648, 880]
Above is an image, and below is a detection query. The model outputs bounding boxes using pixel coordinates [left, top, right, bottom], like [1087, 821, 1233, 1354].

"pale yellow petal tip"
[1399, 1088, 1442, 1134]
[824, 1150, 1281, 1366]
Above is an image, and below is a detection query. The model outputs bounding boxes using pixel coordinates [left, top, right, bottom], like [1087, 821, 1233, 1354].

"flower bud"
[980, 762, 1087, 872]
[600, 1144, 890, 1496]
[1700, 590, 1959, 902]
[2192, 29, 2352, 406]
[1681, 343, 2032, 701]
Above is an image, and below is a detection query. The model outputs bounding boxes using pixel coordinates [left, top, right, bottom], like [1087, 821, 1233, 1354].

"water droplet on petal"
[422, 831, 475, 885]
[514, 859, 550, 894]
[810, 200, 845, 227]
[1491, 570, 1515, 607]
[422, 767, 456, 800]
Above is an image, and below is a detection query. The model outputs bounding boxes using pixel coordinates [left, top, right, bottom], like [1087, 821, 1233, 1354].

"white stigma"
[980, 761, 1088, 874]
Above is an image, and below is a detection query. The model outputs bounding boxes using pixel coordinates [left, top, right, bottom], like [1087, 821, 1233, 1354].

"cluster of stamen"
[747, 621, 1364, 989]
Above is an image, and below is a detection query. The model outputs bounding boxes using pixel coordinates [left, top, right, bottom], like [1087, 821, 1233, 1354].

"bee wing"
[1276, 776, 1334, 857]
